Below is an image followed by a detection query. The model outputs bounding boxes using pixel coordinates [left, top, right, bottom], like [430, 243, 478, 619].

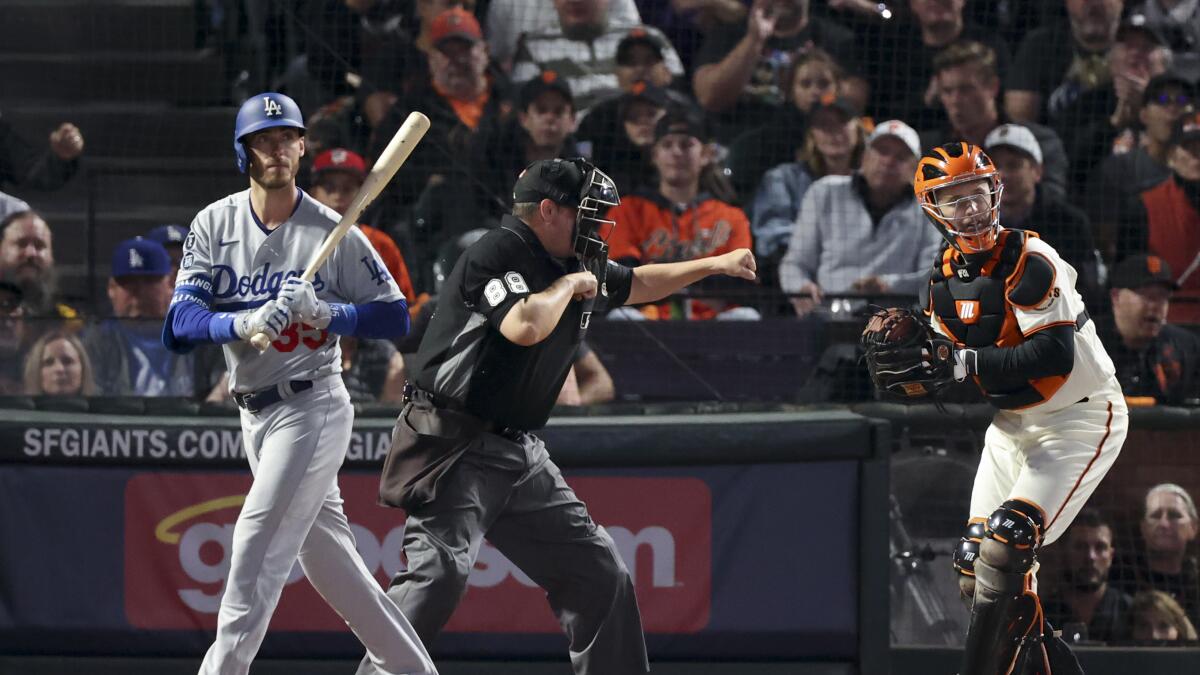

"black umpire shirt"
[409, 214, 633, 430]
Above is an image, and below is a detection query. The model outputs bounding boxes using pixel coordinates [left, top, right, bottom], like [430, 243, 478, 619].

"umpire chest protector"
[925, 229, 1047, 349]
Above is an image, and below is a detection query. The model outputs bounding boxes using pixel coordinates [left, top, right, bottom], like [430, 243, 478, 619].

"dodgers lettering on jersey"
[168, 188, 404, 393]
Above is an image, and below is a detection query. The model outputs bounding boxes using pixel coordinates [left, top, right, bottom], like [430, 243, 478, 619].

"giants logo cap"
[1110, 254, 1179, 291]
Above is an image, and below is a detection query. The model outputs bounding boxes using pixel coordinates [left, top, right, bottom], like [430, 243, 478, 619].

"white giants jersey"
[170, 188, 404, 393]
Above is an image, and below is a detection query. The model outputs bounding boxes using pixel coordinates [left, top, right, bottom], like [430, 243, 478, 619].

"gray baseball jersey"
[171, 188, 403, 393]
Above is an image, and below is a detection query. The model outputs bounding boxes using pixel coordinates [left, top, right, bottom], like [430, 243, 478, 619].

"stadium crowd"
[0, 0, 1199, 645]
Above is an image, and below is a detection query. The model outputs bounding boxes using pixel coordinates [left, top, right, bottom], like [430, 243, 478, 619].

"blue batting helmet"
[233, 92, 306, 173]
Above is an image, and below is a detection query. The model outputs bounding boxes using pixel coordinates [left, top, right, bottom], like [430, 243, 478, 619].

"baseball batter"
[888, 142, 1127, 673]
[161, 92, 435, 675]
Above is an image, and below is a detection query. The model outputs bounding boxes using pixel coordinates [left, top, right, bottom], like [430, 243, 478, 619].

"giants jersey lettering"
[928, 231, 1116, 412]
[168, 189, 404, 392]
[606, 194, 751, 263]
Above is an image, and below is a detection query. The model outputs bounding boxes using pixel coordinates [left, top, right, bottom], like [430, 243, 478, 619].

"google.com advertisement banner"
[0, 463, 858, 659]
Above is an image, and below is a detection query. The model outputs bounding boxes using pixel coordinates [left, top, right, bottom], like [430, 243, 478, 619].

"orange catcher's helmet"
[914, 142, 1003, 253]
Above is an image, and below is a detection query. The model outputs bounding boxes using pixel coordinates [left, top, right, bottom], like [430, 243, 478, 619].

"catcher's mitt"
[861, 307, 957, 399]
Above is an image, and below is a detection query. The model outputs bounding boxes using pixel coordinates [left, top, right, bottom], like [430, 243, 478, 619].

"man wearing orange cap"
[371, 7, 506, 289]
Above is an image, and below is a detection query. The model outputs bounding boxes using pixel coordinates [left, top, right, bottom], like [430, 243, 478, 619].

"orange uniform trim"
[1020, 320, 1077, 338]
[1047, 401, 1114, 533]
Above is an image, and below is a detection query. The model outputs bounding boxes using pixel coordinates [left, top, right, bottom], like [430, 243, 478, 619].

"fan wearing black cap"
[606, 109, 756, 319]
[1119, 111, 1200, 323]
[1088, 72, 1197, 257]
[579, 79, 670, 195]
[473, 70, 584, 218]
[1100, 254, 1200, 405]
[363, 158, 755, 675]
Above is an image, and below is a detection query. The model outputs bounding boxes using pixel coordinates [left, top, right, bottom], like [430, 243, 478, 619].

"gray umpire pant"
[357, 428, 649, 675]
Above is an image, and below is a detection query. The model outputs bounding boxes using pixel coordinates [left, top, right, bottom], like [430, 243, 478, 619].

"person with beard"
[1043, 508, 1133, 643]
[919, 41, 1070, 201]
[1119, 111, 1200, 323]
[692, 0, 858, 140]
[1005, 0, 1125, 125]
[909, 141, 1128, 673]
[369, 7, 507, 292]
[510, 0, 684, 113]
[1115, 483, 1200, 628]
[0, 211, 79, 320]
[474, 71, 583, 219]
[1098, 254, 1200, 404]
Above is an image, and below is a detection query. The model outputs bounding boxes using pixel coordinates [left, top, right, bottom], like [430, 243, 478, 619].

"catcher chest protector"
[924, 230, 1069, 410]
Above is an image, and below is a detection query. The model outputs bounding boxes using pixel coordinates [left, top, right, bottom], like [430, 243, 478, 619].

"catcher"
[863, 142, 1128, 674]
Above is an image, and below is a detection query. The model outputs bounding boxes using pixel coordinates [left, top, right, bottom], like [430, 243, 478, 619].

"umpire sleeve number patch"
[484, 278, 507, 307]
[504, 272, 529, 294]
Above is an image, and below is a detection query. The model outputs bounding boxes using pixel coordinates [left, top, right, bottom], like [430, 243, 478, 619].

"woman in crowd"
[750, 94, 866, 268]
[22, 330, 96, 396]
[727, 47, 844, 200]
[1130, 590, 1199, 643]
[1117, 483, 1200, 629]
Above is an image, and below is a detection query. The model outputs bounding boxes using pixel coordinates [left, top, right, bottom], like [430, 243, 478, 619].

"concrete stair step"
[2, 104, 235, 159]
[0, 51, 227, 105]
[0, 0, 197, 53]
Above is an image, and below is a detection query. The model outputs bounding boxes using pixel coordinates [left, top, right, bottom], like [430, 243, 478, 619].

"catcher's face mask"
[914, 142, 1003, 254]
[570, 159, 620, 260]
[927, 177, 1003, 254]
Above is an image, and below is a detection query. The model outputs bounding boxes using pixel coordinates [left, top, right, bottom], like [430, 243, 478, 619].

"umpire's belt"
[403, 383, 522, 438]
[233, 379, 314, 414]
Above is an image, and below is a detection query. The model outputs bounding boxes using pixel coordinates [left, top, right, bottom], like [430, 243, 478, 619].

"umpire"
[359, 158, 756, 675]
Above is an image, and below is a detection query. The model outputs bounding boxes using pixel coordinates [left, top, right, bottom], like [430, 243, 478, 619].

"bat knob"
[250, 332, 272, 353]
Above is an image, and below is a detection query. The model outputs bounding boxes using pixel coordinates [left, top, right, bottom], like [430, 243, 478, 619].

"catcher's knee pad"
[980, 499, 1044, 572]
[959, 500, 1048, 675]
[954, 521, 985, 602]
[954, 520, 986, 577]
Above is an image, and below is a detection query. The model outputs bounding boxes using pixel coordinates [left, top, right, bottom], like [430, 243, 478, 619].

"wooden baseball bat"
[250, 111, 431, 351]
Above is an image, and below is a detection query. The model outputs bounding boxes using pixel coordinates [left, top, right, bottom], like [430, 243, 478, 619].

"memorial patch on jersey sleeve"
[484, 278, 507, 307]
[504, 272, 529, 294]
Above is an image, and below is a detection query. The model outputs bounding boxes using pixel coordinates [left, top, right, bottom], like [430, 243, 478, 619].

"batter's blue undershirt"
[163, 280, 408, 353]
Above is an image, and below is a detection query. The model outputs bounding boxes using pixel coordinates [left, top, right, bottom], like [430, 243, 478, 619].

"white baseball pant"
[198, 374, 436, 675]
[968, 377, 1128, 546]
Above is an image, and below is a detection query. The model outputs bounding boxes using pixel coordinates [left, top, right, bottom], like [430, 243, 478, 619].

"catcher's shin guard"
[959, 500, 1047, 675]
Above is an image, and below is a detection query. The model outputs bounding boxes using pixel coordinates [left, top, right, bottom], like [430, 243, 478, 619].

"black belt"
[402, 383, 523, 438]
[233, 380, 314, 414]
[403, 382, 465, 412]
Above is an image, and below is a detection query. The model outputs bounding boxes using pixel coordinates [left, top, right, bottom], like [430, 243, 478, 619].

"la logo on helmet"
[263, 97, 283, 117]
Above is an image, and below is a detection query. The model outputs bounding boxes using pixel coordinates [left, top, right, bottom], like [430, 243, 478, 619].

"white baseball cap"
[867, 119, 921, 157]
[984, 123, 1043, 165]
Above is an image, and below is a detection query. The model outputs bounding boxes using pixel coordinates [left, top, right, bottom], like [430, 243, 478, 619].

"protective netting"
[1, 0, 1199, 650]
